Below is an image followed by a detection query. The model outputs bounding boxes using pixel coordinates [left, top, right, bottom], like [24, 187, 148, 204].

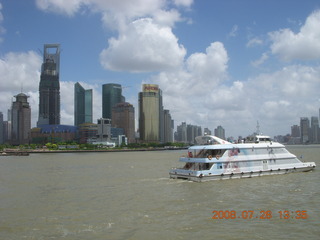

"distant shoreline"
[1, 147, 188, 155]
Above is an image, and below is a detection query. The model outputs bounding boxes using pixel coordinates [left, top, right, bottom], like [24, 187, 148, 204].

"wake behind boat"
[169, 135, 316, 182]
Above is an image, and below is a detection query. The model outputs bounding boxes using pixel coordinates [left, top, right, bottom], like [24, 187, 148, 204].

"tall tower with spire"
[37, 44, 61, 126]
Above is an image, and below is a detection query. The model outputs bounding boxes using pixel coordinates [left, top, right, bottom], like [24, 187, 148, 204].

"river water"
[0, 145, 319, 240]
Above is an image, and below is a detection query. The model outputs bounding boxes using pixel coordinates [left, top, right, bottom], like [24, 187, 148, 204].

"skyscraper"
[74, 82, 93, 125]
[139, 84, 161, 142]
[0, 112, 3, 144]
[102, 83, 123, 119]
[300, 117, 310, 143]
[38, 44, 61, 126]
[112, 102, 135, 143]
[310, 116, 319, 143]
[11, 93, 31, 145]
[163, 109, 173, 143]
[215, 125, 225, 140]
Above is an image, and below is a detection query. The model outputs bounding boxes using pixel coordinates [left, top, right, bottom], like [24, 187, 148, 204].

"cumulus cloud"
[150, 42, 232, 127]
[35, 0, 84, 16]
[269, 10, 320, 61]
[35, 0, 192, 28]
[0, 51, 41, 92]
[100, 18, 186, 72]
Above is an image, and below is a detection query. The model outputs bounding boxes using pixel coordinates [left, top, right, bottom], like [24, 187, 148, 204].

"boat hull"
[169, 164, 316, 182]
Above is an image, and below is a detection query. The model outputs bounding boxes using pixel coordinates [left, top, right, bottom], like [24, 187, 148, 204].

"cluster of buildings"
[282, 115, 320, 144]
[0, 44, 319, 146]
[0, 44, 174, 146]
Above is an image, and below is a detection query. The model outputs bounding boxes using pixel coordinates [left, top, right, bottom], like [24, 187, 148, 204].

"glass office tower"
[102, 83, 123, 119]
[74, 82, 93, 126]
[38, 44, 61, 126]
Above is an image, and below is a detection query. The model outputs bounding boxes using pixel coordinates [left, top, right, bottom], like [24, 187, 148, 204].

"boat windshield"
[188, 149, 226, 158]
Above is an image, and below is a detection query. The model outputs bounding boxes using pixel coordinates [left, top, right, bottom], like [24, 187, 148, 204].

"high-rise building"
[310, 116, 319, 143]
[300, 117, 310, 144]
[112, 102, 135, 143]
[215, 125, 225, 140]
[38, 44, 61, 126]
[11, 93, 31, 145]
[102, 83, 123, 119]
[176, 122, 187, 143]
[138, 84, 161, 142]
[74, 82, 93, 125]
[291, 125, 300, 137]
[163, 109, 173, 143]
[0, 112, 3, 144]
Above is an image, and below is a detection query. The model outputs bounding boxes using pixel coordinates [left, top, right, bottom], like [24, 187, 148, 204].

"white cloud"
[35, 0, 192, 28]
[186, 42, 228, 86]
[251, 52, 269, 67]
[269, 10, 320, 61]
[0, 51, 41, 92]
[35, 0, 84, 16]
[228, 25, 238, 38]
[35, 0, 193, 73]
[173, 0, 193, 7]
[100, 18, 186, 72]
[246, 37, 263, 47]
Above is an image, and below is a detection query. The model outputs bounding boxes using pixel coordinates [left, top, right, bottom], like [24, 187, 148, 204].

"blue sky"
[0, 0, 320, 138]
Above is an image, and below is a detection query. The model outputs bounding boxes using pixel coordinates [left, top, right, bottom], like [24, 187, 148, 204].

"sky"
[0, 0, 320, 138]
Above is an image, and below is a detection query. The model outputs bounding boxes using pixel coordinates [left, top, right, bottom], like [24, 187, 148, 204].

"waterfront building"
[30, 125, 77, 144]
[138, 84, 161, 142]
[74, 82, 93, 126]
[291, 125, 300, 137]
[163, 110, 173, 143]
[300, 117, 310, 144]
[112, 102, 135, 143]
[78, 122, 98, 144]
[11, 93, 31, 145]
[102, 83, 124, 119]
[96, 118, 112, 142]
[159, 89, 164, 143]
[187, 124, 202, 144]
[214, 125, 225, 140]
[176, 122, 187, 143]
[310, 116, 319, 143]
[0, 112, 3, 144]
[38, 44, 61, 126]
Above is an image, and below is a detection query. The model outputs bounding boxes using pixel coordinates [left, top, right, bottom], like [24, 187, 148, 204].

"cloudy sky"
[0, 0, 320, 138]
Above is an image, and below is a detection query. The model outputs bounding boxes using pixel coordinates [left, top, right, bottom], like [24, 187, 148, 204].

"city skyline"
[0, 1, 320, 137]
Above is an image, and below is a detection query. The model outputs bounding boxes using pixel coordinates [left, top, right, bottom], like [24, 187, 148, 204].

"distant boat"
[169, 135, 316, 182]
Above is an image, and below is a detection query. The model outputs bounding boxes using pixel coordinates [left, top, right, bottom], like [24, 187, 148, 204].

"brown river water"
[0, 145, 319, 239]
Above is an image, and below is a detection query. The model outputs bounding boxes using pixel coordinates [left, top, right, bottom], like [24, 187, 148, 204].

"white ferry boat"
[169, 135, 316, 182]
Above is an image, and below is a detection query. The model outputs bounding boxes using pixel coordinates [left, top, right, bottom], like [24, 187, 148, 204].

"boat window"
[183, 162, 214, 170]
[193, 149, 226, 158]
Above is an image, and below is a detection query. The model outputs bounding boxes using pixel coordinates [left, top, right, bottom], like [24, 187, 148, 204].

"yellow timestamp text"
[211, 210, 308, 220]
